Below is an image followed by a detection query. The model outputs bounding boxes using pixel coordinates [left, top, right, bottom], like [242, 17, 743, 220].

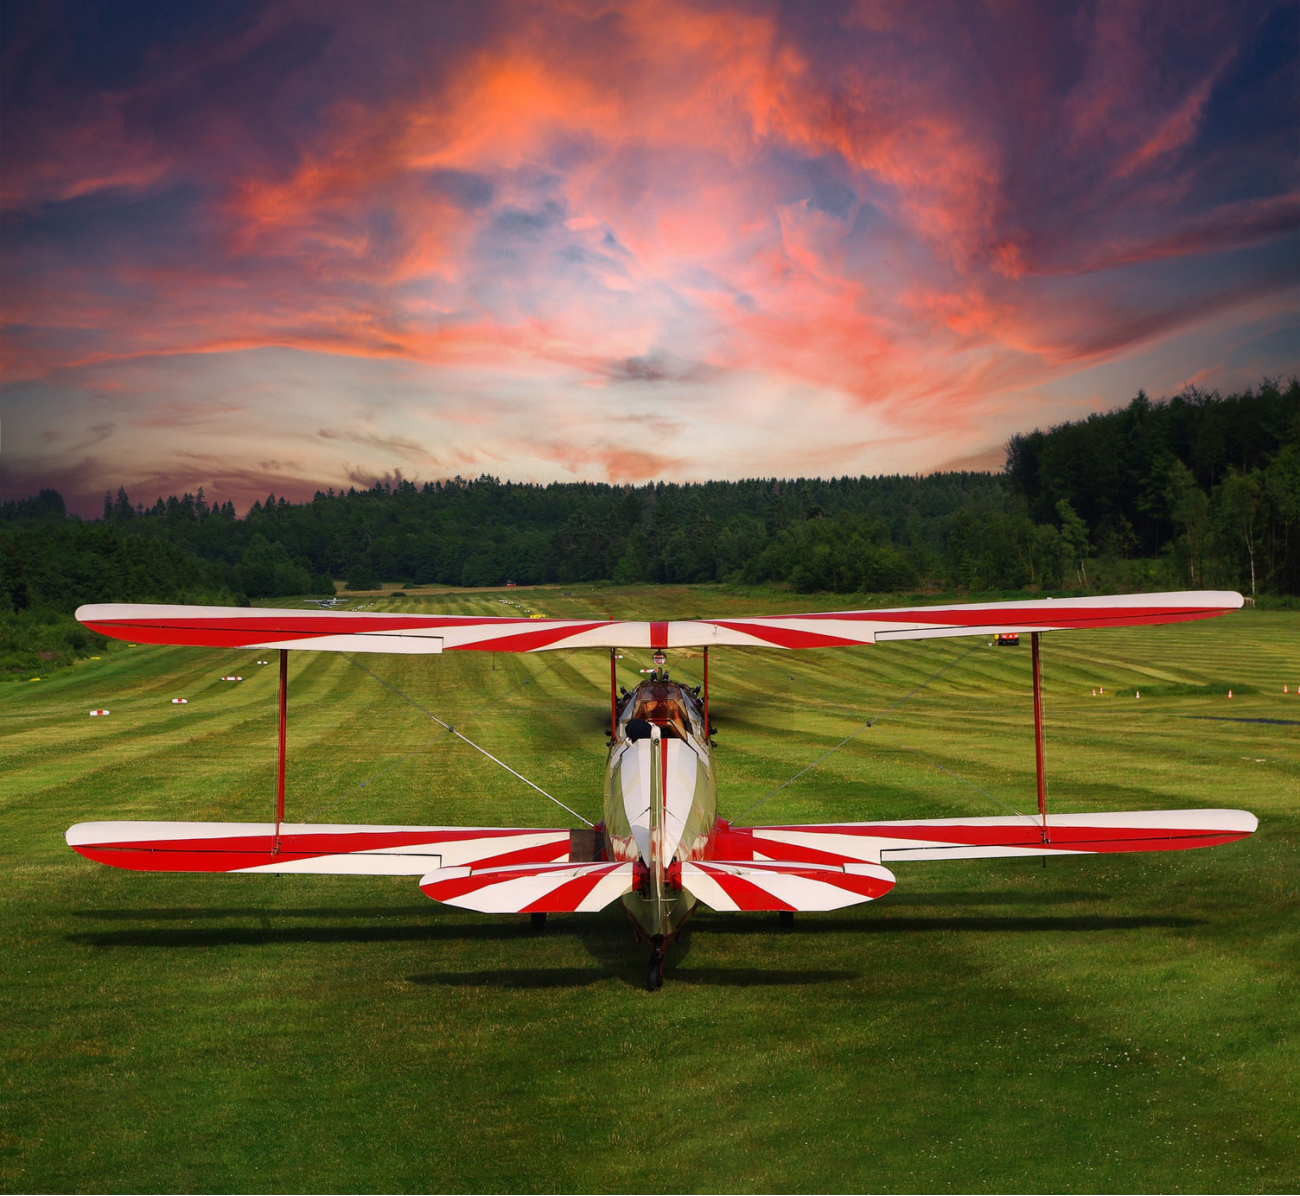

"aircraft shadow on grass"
[405, 966, 858, 989]
[65, 892, 1203, 991]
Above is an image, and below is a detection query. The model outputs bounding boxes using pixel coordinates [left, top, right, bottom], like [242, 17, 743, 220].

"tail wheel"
[646, 934, 666, 992]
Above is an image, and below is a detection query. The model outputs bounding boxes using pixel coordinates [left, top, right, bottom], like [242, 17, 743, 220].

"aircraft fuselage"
[602, 675, 716, 942]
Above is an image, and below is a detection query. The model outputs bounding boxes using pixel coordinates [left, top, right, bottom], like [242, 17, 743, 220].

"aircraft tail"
[419, 861, 635, 913]
[678, 859, 896, 912]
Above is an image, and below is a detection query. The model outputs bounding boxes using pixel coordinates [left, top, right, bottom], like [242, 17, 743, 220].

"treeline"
[1006, 380, 1298, 594]
[0, 490, 242, 674]
[1, 381, 1297, 667]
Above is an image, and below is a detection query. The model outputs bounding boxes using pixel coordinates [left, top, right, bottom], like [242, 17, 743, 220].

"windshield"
[626, 682, 693, 740]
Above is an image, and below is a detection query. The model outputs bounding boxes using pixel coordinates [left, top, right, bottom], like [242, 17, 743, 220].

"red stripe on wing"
[748, 821, 1255, 853]
[467, 839, 574, 868]
[72, 845, 276, 872]
[707, 621, 867, 649]
[449, 622, 609, 651]
[735, 604, 1233, 631]
[520, 866, 617, 913]
[79, 613, 606, 651]
[418, 862, 621, 908]
[694, 863, 797, 912]
[80, 621, 310, 649]
[72, 827, 567, 872]
[746, 836, 864, 866]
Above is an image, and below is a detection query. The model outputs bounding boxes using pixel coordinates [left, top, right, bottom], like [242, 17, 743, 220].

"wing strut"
[609, 648, 618, 741]
[703, 646, 710, 740]
[1031, 632, 1048, 843]
[275, 649, 288, 853]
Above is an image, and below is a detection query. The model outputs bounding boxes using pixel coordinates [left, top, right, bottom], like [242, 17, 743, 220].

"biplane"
[68, 591, 1257, 989]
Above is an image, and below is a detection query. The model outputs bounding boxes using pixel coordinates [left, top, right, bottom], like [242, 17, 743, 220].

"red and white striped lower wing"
[65, 821, 577, 874]
[419, 861, 634, 913]
[680, 859, 896, 912]
[718, 809, 1259, 865]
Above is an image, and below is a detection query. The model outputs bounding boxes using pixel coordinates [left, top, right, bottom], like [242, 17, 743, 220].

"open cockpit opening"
[620, 681, 697, 742]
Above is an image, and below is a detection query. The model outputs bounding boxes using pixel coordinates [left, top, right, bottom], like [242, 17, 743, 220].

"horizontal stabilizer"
[680, 859, 896, 912]
[66, 821, 579, 874]
[75, 591, 1242, 653]
[419, 861, 634, 913]
[722, 809, 1259, 865]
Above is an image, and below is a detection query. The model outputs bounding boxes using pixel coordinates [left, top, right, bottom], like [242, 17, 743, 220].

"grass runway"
[2, 586, 1297, 1193]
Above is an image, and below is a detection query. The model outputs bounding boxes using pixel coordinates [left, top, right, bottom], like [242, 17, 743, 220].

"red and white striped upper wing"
[76, 591, 1243, 653]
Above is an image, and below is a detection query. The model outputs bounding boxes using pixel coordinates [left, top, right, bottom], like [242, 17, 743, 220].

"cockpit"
[621, 681, 698, 742]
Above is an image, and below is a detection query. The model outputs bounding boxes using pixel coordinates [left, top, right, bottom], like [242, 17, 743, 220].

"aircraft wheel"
[647, 935, 666, 991]
[530, 912, 548, 933]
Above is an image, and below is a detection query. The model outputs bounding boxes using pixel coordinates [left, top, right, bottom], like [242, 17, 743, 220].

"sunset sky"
[2, 0, 1297, 516]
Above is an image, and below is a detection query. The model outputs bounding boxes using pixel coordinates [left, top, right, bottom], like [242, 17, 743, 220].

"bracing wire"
[730, 640, 991, 824]
[302, 653, 592, 827]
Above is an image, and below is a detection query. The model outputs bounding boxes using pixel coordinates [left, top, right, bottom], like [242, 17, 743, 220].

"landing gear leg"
[646, 934, 666, 991]
[530, 912, 548, 933]
[779, 911, 795, 929]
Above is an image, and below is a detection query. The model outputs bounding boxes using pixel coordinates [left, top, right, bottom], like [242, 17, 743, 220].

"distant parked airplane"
[304, 597, 348, 608]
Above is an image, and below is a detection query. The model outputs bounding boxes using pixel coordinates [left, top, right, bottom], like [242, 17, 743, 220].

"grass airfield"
[2, 585, 1297, 1194]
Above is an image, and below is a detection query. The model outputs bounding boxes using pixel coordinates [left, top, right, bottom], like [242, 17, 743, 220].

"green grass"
[2, 586, 1297, 1193]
